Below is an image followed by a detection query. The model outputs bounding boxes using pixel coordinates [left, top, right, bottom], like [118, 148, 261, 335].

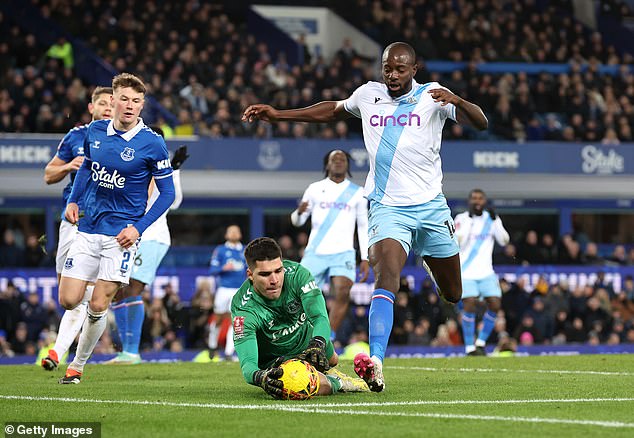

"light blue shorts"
[130, 240, 169, 285]
[300, 250, 356, 289]
[368, 193, 459, 258]
[461, 273, 502, 299]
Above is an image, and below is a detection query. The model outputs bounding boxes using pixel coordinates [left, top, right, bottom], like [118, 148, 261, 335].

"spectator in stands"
[582, 242, 605, 266]
[518, 230, 541, 265]
[513, 314, 544, 344]
[20, 292, 47, 342]
[0, 229, 25, 267]
[494, 243, 521, 265]
[607, 245, 627, 265]
[501, 278, 531, 335]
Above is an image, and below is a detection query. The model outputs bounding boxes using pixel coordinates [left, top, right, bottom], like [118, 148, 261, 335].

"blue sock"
[125, 296, 145, 355]
[476, 310, 497, 346]
[368, 289, 395, 363]
[462, 312, 476, 348]
[112, 300, 128, 352]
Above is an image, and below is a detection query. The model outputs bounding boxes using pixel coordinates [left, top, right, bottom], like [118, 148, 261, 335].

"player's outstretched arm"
[428, 88, 488, 130]
[44, 156, 84, 185]
[242, 101, 351, 124]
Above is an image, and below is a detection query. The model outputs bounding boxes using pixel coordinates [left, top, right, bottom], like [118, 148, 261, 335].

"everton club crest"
[120, 147, 135, 161]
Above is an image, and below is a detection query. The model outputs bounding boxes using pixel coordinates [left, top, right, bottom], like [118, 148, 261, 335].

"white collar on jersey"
[106, 117, 146, 142]
[392, 79, 420, 102]
[225, 241, 244, 250]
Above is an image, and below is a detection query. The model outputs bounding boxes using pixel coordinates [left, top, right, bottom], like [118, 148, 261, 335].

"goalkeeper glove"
[171, 145, 189, 170]
[298, 336, 329, 372]
[253, 367, 284, 399]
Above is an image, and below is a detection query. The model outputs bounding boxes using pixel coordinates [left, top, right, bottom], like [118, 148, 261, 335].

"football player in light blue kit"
[58, 73, 175, 384]
[41, 86, 113, 371]
[242, 42, 488, 391]
[208, 224, 247, 360]
[291, 149, 370, 335]
[454, 189, 509, 356]
[107, 128, 188, 365]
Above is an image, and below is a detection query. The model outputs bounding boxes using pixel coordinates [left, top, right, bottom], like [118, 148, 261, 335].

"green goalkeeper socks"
[326, 375, 342, 394]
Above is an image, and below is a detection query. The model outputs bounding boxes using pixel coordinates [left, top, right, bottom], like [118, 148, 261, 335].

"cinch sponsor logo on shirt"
[91, 161, 125, 189]
[369, 112, 421, 127]
[319, 201, 352, 211]
[272, 313, 306, 341]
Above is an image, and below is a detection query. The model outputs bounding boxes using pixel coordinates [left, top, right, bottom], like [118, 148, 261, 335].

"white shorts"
[214, 286, 238, 314]
[62, 231, 138, 285]
[55, 220, 79, 274]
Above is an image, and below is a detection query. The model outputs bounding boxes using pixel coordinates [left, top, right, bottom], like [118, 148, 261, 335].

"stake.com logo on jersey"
[91, 161, 125, 189]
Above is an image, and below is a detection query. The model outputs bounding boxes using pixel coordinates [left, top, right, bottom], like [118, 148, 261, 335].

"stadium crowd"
[1, 1, 634, 142]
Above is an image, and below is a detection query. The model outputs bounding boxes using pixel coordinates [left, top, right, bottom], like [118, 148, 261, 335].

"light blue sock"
[368, 289, 395, 363]
[476, 310, 497, 346]
[462, 312, 476, 349]
[111, 300, 128, 352]
[125, 296, 145, 355]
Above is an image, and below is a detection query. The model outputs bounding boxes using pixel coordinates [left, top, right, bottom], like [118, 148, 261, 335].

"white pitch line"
[299, 397, 634, 408]
[1, 395, 633, 429]
[387, 366, 634, 376]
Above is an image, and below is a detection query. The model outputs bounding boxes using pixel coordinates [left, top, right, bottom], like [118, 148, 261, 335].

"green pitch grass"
[1, 355, 633, 437]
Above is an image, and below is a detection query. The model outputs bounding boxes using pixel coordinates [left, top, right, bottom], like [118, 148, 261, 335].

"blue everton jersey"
[78, 119, 173, 236]
[56, 124, 89, 217]
[209, 242, 246, 289]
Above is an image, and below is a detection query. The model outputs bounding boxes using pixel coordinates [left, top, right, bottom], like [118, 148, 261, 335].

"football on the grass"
[279, 359, 320, 400]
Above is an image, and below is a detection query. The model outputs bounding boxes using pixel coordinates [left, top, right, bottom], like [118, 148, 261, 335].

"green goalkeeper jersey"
[231, 259, 334, 384]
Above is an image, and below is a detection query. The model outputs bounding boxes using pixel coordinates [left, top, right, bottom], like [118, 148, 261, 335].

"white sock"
[70, 307, 108, 372]
[465, 345, 477, 353]
[52, 302, 87, 358]
[224, 325, 234, 356]
[475, 339, 486, 347]
[208, 321, 218, 350]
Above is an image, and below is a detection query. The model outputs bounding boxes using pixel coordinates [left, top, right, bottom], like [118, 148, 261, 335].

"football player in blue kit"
[41, 86, 113, 371]
[57, 73, 175, 384]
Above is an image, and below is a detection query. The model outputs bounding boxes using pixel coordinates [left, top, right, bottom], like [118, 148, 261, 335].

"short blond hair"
[91, 86, 113, 102]
[112, 73, 146, 95]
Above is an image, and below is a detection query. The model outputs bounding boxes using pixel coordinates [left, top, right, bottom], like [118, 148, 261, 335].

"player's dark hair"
[112, 72, 146, 95]
[244, 237, 282, 268]
[91, 86, 113, 102]
[323, 149, 352, 177]
[469, 188, 486, 198]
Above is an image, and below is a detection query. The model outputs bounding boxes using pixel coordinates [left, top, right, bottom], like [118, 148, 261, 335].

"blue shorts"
[368, 193, 459, 258]
[300, 250, 356, 289]
[130, 240, 169, 285]
[461, 273, 502, 299]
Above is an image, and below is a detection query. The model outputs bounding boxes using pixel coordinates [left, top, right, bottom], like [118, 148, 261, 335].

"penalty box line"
[1, 395, 633, 429]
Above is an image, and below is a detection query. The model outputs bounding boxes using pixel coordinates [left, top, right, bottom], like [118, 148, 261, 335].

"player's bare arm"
[358, 260, 370, 282]
[242, 101, 351, 124]
[44, 156, 84, 184]
[428, 88, 488, 131]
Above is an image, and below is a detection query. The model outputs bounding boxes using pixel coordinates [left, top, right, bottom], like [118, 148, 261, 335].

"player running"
[231, 237, 369, 398]
[57, 73, 175, 384]
[242, 42, 488, 391]
[455, 189, 509, 356]
[291, 149, 369, 336]
[208, 224, 246, 361]
[41, 86, 113, 371]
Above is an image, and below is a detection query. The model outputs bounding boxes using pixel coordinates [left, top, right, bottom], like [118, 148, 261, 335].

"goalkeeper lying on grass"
[230, 237, 370, 398]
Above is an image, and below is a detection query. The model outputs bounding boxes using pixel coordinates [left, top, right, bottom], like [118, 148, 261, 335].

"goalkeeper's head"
[244, 237, 285, 300]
